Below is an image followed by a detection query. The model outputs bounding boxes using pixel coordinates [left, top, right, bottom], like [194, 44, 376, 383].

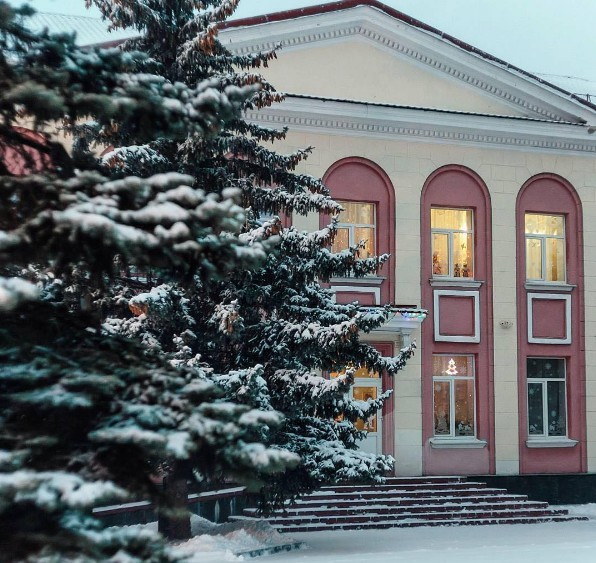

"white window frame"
[431, 207, 474, 279]
[432, 354, 476, 439]
[333, 200, 376, 256]
[524, 213, 566, 283]
[526, 357, 568, 439]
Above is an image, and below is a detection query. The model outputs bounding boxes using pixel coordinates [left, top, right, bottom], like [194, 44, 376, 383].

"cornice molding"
[222, 6, 596, 125]
[244, 97, 596, 154]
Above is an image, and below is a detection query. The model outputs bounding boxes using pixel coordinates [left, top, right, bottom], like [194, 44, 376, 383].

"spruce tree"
[0, 2, 296, 558]
[90, 0, 414, 511]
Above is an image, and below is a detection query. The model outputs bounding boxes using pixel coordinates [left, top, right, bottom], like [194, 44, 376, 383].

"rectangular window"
[527, 358, 567, 437]
[431, 208, 473, 278]
[332, 201, 376, 258]
[525, 213, 565, 282]
[432, 355, 475, 437]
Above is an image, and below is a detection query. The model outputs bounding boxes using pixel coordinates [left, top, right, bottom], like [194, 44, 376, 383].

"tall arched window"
[321, 157, 395, 305]
[421, 165, 494, 476]
[516, 173, 586, 474]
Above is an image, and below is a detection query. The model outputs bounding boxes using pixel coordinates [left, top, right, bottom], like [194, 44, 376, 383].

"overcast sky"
[16, 0, 596, 88]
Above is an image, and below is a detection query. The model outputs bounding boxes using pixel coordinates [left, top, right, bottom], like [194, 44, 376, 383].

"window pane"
[338, 201, 375, 225]
[353, 365, 380, 378]
[526, 238, 543, 280]
[356, 203, 375, 224]
[526, 214, 564, 236]
[337, 201, 357, 224]
[547, 381, 566, 436]
[431, 208, 472, 231]
[433, 380, 451, 435]
[545, 238, 565, 282]
[452, 232, 473, 278]
[432, 233, 449, 276]
[332, 228, 350, 253]
[528, 382, 544, 435]
[432, 356, 473, 377]
[454, 379, 475, 436]
[527, 358, 565, 379]
[355, 227, 375, 257]
[353, 386, 377, 432]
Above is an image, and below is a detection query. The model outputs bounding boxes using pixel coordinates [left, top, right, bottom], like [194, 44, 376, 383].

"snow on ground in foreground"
[262, 519, 596, 563]
[173, 516, 297, 561]
[560, 503, 596, 518]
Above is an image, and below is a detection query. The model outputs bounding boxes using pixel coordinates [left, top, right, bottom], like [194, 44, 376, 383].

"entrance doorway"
[352, 371, 383, 455]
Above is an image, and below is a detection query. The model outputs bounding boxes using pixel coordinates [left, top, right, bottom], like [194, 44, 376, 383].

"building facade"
[221, 0, 596, 477]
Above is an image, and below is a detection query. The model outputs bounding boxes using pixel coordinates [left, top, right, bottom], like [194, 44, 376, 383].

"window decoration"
[432, 355, 475, 437]
[525, 213, 565, 282]
[331, 201, 376, 258]
[431, 208, 473, 278]
[527, 358, 567, 437]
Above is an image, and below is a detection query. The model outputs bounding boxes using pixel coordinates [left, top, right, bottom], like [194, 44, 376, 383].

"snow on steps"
[234, 476, 587, 532]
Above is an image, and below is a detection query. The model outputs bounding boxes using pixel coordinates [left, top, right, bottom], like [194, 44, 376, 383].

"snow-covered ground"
[122, 506, 596, 561]
[262, 508, 596, 563]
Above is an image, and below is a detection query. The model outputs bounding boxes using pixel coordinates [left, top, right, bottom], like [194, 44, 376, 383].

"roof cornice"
[245, 95, 596, 154]
[221, 1, 596, 124]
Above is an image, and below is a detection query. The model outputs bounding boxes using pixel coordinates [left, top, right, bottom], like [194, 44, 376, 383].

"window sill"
[429, 437, 487, 449]
[526, 437, 578, 448]
[330, 276, 385, 286]
[524, 282, 575, 292]
[430, 279, 483, 289]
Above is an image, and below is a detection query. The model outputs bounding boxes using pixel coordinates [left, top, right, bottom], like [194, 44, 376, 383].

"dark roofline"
[222, 0, 596, 115]
[284, 93, 586, 125]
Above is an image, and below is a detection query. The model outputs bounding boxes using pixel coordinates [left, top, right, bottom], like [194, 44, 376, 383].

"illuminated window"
[525, 214, 565, 282]
[331, 201, 376, 258]
[527, 358, 567, 437]
[432, 355, 475, 437]
[431, 208, 473, 278]
[330, 365, 380, 432]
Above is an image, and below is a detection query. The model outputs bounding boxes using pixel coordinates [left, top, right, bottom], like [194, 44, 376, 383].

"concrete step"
[287, 493, 530, 509]
[269, 515, 587, 533]
[244, 500, 551, 518]
[319, 481, 488, 494]
[264, 507, 571, 526]
[293, 487, 514, 503]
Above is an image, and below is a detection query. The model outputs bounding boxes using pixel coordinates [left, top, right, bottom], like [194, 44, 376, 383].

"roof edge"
[222, 0, 596, 116]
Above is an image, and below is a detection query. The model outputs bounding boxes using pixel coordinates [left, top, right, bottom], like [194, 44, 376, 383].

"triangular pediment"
[223, 2, 596, 124]
[255, 40, 527, 117]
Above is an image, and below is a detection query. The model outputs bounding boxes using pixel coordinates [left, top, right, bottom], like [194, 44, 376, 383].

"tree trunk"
[158, 463, 191, 540]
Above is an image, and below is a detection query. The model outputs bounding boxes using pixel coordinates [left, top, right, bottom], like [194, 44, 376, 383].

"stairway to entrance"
[237, 476, 587, 532]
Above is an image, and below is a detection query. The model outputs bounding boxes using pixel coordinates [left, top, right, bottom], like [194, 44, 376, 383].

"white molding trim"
[244, 97, 596, 154]
[433, 289, 480, 343]
[525, 437, 578, 448]
[527, 292, 572, 344]
[429, 437, 487, 449]
[430, 279, 483, 289]
[330, 276, 385, 285]
[222, 5, 596, 123]
[524, 282, 576, 292]
[329, 284, 380, 305]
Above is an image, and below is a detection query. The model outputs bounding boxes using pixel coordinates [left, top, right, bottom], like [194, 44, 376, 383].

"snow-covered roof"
[28, 12, 133, 47]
